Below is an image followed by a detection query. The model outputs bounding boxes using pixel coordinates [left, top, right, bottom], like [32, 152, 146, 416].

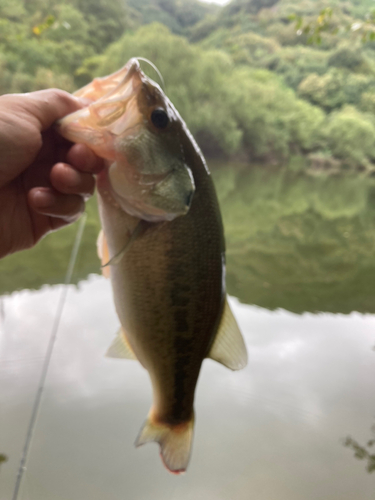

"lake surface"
[1, 164, 375, 499]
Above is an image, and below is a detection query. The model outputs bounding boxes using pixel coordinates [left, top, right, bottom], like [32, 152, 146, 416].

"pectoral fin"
[101, 220, 148, 269]
[208, 298, 247, 370]
[106, 327, 138, 360]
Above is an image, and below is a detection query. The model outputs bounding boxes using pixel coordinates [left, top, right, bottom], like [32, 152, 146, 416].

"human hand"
[0, 89, 104, 259]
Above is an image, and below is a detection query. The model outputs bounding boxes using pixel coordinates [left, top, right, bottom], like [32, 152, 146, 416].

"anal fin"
[106, 327, 138, 360]
[208, 297, 247, 370]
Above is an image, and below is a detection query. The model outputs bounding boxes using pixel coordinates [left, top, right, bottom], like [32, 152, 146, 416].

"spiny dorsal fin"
[208, 298, 247, 371]
[96, 230, 110, 278]
[106, 327, 138, 360]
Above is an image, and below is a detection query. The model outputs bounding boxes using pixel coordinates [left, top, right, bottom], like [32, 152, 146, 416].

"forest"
[2, 0, 375, 169]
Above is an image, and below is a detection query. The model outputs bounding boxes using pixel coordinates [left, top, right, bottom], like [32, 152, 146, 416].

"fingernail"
[32, 190, 56, 208]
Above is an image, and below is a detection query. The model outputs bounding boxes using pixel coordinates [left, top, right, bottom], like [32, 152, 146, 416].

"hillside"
[1, 0, 375, 168]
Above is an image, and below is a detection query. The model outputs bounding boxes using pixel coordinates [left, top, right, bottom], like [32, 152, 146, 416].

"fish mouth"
[74, 58, 143, 103]
[56, 58, 145, 155]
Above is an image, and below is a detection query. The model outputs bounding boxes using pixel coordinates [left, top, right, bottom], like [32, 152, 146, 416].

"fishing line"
[12, 213, 87, 500]
[136, 57, 166, 91]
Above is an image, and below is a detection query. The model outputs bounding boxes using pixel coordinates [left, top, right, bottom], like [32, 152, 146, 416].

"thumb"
[21, 89, 85, 131]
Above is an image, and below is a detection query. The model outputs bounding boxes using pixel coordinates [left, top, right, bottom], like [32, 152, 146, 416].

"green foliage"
[298, 69, 375, 111]
[224, 0, 280, 16]
[226, 67, 325, 160]
[0, 0, 127, 93]
[200, 29, 281, 67]
[328, 46, 364, 69]
[42, 5, 88, 44]
[323, 106, 375, 166]
[274, 45, 330, 89]
[72, 0, 129, 51]
[127, 0, 217, 35]
[360, 91, 375, 113]
[288, 7, 337, 45]
[1, 0, 375, 167]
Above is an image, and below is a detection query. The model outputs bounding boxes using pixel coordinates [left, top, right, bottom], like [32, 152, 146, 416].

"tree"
[323, 106, 375, 165]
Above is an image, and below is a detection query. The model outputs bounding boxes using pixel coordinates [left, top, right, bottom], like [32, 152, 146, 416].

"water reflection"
[1, 281, 375, 499]
[1, 165, 375, 498]
[214, 165, 375, 313]
[344, 424, 375, 474]
[2, 165, 375, 314]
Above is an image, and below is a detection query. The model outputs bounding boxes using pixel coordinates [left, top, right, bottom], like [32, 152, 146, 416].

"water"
[0, 164, 374, 499]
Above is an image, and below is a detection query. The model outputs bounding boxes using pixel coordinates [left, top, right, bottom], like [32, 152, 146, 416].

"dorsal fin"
[96, 230, 110, 278]
[106, 327, 138, 360]
[207, 298, 247, 371]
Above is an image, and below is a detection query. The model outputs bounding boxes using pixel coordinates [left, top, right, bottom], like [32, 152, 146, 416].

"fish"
[57, 58, 247, 474]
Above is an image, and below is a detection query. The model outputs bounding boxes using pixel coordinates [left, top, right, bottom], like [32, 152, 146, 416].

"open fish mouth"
[56, 58, 145, 154]
[74, 58, 143, 103]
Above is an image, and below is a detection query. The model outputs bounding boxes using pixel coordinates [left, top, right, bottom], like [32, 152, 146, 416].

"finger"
[66, 143, 104, 174]
[50, 163, 95, 199]
[28, 187, 85, 222]
[22, 89, 84, 131]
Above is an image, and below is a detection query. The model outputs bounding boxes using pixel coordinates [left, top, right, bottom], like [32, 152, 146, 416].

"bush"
[226, 68, 325, 159]
[323, 106, 375, 165]
[298, 69, 375, 111]
[328, 46, 364, 70]
[201, 30, 281, 67]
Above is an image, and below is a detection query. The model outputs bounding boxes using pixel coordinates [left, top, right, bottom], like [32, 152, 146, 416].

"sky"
[200, 0, 230, 4]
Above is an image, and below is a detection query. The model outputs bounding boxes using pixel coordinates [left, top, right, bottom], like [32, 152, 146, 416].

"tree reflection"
[344, 425, 375, 474]
[218, 165, 375, 313]
[3, 166, 375, 316]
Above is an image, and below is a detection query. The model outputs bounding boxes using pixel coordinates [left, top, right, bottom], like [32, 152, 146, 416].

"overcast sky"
[201, 0, 230, 4]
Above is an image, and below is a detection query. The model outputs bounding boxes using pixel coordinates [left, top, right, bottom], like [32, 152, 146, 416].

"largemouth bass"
[57, 58, 247, 474]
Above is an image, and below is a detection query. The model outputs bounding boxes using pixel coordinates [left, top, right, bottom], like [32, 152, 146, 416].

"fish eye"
[151, 108, 169, 129]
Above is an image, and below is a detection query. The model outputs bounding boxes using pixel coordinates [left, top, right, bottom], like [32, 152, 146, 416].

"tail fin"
[135, 412, 194, 474]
